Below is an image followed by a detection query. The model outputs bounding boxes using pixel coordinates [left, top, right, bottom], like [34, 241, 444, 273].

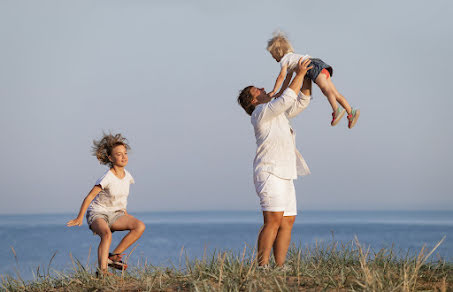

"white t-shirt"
[87, 169, 135, 213]
[280, 52, 310, 73]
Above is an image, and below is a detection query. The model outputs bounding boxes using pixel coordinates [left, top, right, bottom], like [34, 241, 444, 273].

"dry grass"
[1, 237, 451, 291]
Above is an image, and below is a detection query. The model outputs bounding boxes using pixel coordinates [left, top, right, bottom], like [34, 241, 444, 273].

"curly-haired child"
[67, 133, 145, 276]
[267, 32, 360, 128]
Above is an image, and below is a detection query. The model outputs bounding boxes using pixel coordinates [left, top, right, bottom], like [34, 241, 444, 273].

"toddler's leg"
[324, 77, 359, 128]
[326, 78, 352, 114]
[90, 219, 113, 271]
[314, 73, 339, 112]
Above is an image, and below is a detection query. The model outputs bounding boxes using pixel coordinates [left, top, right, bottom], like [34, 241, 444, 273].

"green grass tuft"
[1, 237, 451, 291]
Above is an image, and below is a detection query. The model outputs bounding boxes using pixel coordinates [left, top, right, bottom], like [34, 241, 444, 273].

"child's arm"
[275, 72, 293, 97]
[66, 185, 102, 227]
[269, 65, 288, 97]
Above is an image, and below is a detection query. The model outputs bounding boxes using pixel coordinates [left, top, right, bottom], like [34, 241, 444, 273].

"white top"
[87, 169, 135, 213]
[280, 52, 311, 73]
[251, 88, 311, 180]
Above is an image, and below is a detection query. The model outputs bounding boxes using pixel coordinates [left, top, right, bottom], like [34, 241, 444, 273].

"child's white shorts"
[86, 209, 125, 230]
[254, 172, 297, 216]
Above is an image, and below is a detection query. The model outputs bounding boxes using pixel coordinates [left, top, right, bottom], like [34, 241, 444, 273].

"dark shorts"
[305, 58, 333, 81]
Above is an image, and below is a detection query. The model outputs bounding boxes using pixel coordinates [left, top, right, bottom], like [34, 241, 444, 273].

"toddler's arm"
[66, 185, 102, 227]
[269, 65, 288, 97]
[275, 72, 293, 97]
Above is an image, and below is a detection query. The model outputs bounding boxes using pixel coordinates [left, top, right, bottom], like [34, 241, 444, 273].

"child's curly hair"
[267, 31, 294, 60]
[92, 133, 130, 166]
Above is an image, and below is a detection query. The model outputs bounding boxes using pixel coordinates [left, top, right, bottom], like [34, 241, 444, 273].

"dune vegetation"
[1, 237, 451, 291]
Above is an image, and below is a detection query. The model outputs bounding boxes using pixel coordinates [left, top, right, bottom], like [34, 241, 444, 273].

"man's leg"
[257, 211, 284, 266]
[110, 214, 146, 258]
[273, 216, 296, 266]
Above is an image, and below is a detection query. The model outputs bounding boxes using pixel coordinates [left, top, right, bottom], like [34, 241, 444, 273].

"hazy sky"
[0, 0, 452, 214]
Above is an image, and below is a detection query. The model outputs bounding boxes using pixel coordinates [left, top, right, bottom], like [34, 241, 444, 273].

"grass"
[1, 237, 451, 291]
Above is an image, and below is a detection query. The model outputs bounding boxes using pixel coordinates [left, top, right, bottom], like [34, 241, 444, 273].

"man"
[237, 58, 312, 267]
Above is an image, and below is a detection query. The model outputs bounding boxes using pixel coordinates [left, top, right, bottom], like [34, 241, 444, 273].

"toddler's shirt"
[280, 52, 310, 73]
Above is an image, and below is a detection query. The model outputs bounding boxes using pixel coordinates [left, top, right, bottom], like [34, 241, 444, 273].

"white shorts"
[254, 172, 297, 216]
[86, 209, 125, 229]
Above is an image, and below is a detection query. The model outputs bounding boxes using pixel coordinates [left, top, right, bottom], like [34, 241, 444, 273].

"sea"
[0, 210, 452, 281]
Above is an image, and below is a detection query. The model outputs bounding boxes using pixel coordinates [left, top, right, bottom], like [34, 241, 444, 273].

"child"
[267, 32, 360, 128]
[66, 133, 145, 276]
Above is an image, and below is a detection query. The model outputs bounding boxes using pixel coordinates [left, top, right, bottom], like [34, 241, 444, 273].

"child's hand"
[66, 217, 83, 227]
[268, 91, 276, 97]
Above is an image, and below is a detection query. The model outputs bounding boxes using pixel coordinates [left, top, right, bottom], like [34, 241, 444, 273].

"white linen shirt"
[251, 88, 311, 180]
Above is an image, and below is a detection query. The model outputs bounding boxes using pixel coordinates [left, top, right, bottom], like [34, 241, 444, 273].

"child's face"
[109, 145, 128, 167]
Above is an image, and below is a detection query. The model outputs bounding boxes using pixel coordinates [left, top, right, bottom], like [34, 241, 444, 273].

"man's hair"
[237, 86, 255, 116]
[267, 31, 294, 60]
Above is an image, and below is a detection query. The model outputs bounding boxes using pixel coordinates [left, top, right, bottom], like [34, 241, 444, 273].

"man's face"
[250, 87, 272, 106]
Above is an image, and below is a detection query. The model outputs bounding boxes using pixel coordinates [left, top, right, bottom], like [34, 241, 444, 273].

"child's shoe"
[331, 107, 346, 126]
[347, 108, 360, 129]
[95, 269, 115, 278]
[257, 264, 270, 272]
[274, 264, 292, 273]
[108, 253, 128, 270]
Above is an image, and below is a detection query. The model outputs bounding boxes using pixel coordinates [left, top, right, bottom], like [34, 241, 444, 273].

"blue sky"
[0, 0, 452, 213]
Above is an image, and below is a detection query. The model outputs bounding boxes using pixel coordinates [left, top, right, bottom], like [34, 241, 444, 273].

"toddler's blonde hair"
[266, 31, 294, 60]
[92, 132, 130, 167]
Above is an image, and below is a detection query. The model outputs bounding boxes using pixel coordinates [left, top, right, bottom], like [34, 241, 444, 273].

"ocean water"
[0, 210, 452, 281]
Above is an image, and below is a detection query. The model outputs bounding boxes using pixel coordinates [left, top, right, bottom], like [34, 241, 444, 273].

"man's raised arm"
[286, 78, 312, 119]
[288, 58, 312, 93]
[256, 58, 313, 123]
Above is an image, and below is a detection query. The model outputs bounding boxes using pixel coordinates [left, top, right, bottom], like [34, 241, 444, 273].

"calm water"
[0, 210, 452, 280]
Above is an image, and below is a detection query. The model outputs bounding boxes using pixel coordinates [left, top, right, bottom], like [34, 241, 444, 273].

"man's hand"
[289, 58, 313, 93]
[66, 217, 83, 227]
[295, 58, 313, 76]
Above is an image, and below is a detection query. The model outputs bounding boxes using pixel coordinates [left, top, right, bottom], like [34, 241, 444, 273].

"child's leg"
[110, 214, 146, 257]
[90, 219, 113, 271]
[327, 78, 352, 114]
[315, 73, 352, 114]
[314, 73, 339, 112]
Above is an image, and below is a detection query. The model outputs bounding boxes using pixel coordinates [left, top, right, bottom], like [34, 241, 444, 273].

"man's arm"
[288, 58, 312, 92]
[256, 58, 312, 123]
[286, 78, 312, 119]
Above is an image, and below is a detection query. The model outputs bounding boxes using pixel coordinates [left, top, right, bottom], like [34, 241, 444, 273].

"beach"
[1, 210, 452, 284]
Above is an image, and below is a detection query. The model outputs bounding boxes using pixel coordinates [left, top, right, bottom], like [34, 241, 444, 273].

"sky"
[0, 0, 452, 214]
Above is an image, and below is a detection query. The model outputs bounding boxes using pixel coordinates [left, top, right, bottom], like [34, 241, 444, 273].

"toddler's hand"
[66, 217, 83, 227]
[268, 91, 276, 97]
